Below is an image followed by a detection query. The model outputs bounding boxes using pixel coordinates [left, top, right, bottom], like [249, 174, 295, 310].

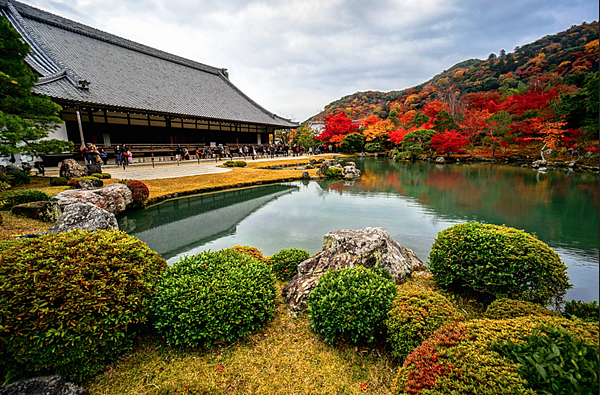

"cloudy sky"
[21, 0, 599, 122]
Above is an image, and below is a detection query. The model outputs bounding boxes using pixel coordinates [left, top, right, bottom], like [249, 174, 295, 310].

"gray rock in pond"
[0, 375, 89, 395]
[531, 159, 547, 169]
[435, 156, 446, 164]
[11, 201, 61, 223]
[59, 159, 88, 180]
[316, 162, 329, 175]
[342, 162, 361, 180]
[49, 202, 118, 233]
[302, 171, 310, 179]
[282, 227, 426, 311]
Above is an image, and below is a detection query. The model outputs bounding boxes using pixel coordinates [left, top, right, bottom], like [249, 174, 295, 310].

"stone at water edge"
[49, 202, 118, 233]
[59, 158, 88, 180]
[53, 183, 133, 215]
[282, 227, 426, 311]
[341, 162, 361, 180]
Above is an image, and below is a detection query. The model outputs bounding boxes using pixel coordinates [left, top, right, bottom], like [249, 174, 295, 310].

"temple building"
[1, 0, 297, 164]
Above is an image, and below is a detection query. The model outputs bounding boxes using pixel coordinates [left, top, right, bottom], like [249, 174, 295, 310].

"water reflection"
[119, 184, 299, 259]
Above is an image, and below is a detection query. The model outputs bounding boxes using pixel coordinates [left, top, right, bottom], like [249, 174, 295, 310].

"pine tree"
[0, 16, 72, 158]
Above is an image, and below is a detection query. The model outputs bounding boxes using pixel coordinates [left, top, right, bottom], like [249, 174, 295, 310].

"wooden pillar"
[75, 105, 85, 149]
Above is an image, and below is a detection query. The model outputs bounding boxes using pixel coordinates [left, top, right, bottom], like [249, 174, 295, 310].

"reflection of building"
[120, 185, 299, 259]
[1, 0, 297, 165]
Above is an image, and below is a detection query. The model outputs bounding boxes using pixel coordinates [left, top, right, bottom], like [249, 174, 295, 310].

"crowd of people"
[80, 142, 336, 169]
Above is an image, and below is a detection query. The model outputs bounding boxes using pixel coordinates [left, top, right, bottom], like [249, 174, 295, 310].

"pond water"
[119, 158, 599, 303]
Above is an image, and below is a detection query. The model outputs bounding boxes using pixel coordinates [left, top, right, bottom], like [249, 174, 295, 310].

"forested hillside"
[307, 21, 599, 159]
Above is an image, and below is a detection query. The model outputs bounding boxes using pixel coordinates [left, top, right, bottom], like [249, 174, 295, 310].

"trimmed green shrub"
[563, 300, 599, 322]
[484, 298, 561, 320]
[340, 133, 365, 154]
[390, 316, 599, 395]
[223, 161, 246, 168]
[0, 190, 53, 210]
[324, 167, 342, 178]
[226, 245, 267, 264]
[386, 285, 463, 360]
[268, 248, 309, 281]
[0, 181, 10, 191]
[126, 180, 150, 203]
[364, 141, 383, 153]
[49, 177, 68, 186]
[152, 249, 276, 347]
[0, 230, 167, 382]
[90, 172, 112, 179]
[308, 266, 397, 345]
[493, 326, 599, 395]
[428, 222, 571, 308]
[6, 172, 30, 186]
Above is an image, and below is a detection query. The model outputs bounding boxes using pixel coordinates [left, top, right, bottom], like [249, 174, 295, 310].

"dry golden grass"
[0, 211, 52, 240]
[85, 283, 396, 395]
[145, 164, 322, 201]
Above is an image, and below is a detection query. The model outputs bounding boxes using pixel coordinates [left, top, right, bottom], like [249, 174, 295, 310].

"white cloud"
[23, 0, 600, 121]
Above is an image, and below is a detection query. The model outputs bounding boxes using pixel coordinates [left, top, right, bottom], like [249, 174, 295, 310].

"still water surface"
[119, 158, 599, 302]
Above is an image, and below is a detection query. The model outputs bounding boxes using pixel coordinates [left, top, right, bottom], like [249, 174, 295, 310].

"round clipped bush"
[324, 167, 342, 178]
[269, 248, 309, 281]
[386, 285, 463, 360]
[0, 230, 167, 381]
[152, 249, 276, 347]
[233, 161, 247, 167]
[484, 298, 561, 320]
[340, 132, 365, 154]
[429, 222, 571, 308]
[308, 266, 397, 345]
[390, 315, 599, 395]
[126, 180, 150, 203]
[226, 245, 267, 263]
[49, 176, 68, 186]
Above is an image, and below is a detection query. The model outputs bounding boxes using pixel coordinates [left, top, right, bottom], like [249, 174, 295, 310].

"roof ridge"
[6, 0, 226, 76]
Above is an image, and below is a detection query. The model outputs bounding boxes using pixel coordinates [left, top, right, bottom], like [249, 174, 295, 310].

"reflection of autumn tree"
[327, 160, 598, 252]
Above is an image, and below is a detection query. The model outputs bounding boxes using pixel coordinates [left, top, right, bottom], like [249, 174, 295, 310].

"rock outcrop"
[341, 161, 361, 180]
[282, 227, 426, 311]
[59, 159, 88, 180]
[53, 183, 132, 215]
[11, 201, 61, 223]
[49, 202, 118, 233]
[0, 375, 89, 395]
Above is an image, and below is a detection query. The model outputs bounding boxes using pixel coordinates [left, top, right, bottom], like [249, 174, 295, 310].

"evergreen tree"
[0, 16, 72, 158]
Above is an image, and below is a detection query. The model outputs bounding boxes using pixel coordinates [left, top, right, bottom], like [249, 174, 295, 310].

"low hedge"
[308, 266, 397, 345]
[386, 285, 464, 360]
[483, 298, 561, 320]
[324, 167, 342, 178]
[428, 222, 571, 308]
[152, 249, 276, 347]
[563, 300, 599, 322]
[390, 315, 599, 395]
[268, 248, 309, 281]
[90, 173, 112, 179]
[0, 230, 167, 382]
[223, 161, 247, 168]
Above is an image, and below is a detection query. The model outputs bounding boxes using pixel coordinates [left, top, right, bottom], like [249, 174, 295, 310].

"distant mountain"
[309, 21, 599, 122]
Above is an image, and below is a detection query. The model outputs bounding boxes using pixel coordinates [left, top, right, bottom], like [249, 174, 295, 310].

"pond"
[119, 158, 599, 303]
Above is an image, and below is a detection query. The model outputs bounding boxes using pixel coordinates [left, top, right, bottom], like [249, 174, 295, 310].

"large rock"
[316, 162, 329, 175]
[59, 159, 88, 180]
[49, 202, 118, 233]
[95, 183, 133, 213]
[11, 201, 61, 223]
[86, 163, 102, 175]
[53, 183, 132, 214]
[0, 375, 89, 395]
[341, 162, 361, 180]
[282, 227, 426, 311]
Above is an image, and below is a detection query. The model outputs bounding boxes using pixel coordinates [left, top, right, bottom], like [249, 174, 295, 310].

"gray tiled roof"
[1, 0, 297, 128]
